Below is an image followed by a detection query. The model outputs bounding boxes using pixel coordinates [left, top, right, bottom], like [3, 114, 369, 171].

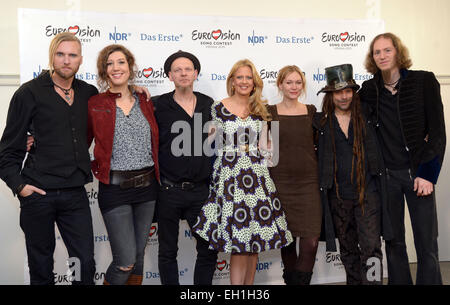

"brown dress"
[268, 104, 322, 238]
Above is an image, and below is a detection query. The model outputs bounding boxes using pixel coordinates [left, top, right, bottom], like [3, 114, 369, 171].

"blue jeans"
[385, 168, 442, 285]
[19, 186, 95, 285]
[102, 200, 156, 285]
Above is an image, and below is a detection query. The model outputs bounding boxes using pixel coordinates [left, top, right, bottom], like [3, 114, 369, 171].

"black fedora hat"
[317, 64, 360, 95]
[164, 50, 201, 76]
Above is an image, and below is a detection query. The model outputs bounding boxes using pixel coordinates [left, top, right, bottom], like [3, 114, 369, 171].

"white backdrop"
[18, 8, 387, 284]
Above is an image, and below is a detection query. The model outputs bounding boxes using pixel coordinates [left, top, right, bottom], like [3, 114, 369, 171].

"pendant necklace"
[54, 83, 72, 102]
[384, 78, 400, 88]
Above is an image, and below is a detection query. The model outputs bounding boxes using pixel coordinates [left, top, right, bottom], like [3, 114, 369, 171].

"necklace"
[54, 82, 72, 102]
[384, 78, 400, 87]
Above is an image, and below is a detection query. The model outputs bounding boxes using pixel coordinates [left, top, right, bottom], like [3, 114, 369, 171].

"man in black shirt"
[359, 33, 445, 285]
[315, 64, 391, 285]
[0, 33, 98, 284]
[152, 51, 218, 285]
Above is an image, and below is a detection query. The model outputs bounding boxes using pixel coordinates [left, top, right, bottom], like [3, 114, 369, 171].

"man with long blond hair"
[359, 32, 446, 285]
[0, 32, 98, 284]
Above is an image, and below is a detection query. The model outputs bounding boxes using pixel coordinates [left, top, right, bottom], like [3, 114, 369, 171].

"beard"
[334, 99, 352, 112]
[53, 65, 78, 80]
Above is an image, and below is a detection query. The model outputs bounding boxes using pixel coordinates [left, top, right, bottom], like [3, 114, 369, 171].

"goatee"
[54, 68, 76, 80]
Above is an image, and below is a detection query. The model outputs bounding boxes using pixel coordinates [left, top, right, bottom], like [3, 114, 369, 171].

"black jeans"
[157, 181, 218, 285]
[19, 187, 95, 285]
[329, 192, 383, 285]
[385, 168, 442, 285]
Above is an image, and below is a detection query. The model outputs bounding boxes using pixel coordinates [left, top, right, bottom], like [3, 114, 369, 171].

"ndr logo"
[256, 261, 272, 272]
[313, 68, 327, 83]
[248, 30, 267, 45]
[109, 26, 130, 42]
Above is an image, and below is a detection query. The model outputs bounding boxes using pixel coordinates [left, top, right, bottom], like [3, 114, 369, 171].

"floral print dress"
[193, 101, 293, 253]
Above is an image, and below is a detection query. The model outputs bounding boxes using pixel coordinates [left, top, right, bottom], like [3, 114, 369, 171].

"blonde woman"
[267, 65, 322, 285]
[193, 59, 293, 285]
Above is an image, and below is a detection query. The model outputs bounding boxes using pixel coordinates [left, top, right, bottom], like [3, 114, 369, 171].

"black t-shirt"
[377, 82, 410, 170]
[153, 91, 214, 183]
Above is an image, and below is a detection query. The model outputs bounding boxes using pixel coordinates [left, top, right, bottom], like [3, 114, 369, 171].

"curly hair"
[364, 32, 412, 74]
[96, 44, 137, 92]
[226, 59, 271, 121]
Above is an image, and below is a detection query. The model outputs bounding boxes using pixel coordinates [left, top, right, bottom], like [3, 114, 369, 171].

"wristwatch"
[16, 184, 26, 195]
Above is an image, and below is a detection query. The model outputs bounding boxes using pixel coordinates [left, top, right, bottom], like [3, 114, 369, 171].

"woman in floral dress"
[193, 59, 293, 285]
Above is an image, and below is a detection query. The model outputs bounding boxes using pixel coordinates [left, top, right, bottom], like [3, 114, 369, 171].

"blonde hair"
[226, 59, 271, 121]
[48, 32, 81, 73]
[276, 65, 307, 100]
[364, 32, 412, 74]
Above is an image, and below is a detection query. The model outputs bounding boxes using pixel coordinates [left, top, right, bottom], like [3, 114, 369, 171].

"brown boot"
[126, 274, 143, 285]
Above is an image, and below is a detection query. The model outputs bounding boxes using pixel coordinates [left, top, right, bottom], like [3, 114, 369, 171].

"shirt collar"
[169, 90, 209, 112]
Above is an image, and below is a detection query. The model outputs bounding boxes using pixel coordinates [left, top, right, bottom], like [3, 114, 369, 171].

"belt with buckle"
[110, 167, 155, 189]
[161, 177, 197, 190]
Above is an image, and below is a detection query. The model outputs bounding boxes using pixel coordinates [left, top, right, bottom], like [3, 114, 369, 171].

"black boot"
[291, 271, 313, 285]
[282, 269, 294, 285]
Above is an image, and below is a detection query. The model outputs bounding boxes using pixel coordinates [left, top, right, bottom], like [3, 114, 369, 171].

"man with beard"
[314, 64, 392, 284]
[0, 33, 97, 284]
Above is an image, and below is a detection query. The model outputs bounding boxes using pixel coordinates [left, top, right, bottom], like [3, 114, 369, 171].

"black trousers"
[329, 192, 383, 285]
[385, 168, 442, 285]
[157, 181, 218, 285]
[19, 187, 95, 285]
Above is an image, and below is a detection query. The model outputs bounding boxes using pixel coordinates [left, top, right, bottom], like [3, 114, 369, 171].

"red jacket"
[87, 90, 160, 184]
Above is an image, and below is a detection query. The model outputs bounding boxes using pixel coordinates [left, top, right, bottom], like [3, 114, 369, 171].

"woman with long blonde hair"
[193, 59, 293, 285]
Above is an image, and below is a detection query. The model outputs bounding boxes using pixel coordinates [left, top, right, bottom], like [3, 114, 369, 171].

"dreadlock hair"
[320, 90, 366, 213]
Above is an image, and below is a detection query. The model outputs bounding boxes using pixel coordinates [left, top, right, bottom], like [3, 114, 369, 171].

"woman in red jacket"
[88, 44, 159, 285]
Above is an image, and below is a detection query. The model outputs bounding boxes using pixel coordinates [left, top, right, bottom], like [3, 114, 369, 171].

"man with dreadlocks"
[314, 64, 393, 285]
